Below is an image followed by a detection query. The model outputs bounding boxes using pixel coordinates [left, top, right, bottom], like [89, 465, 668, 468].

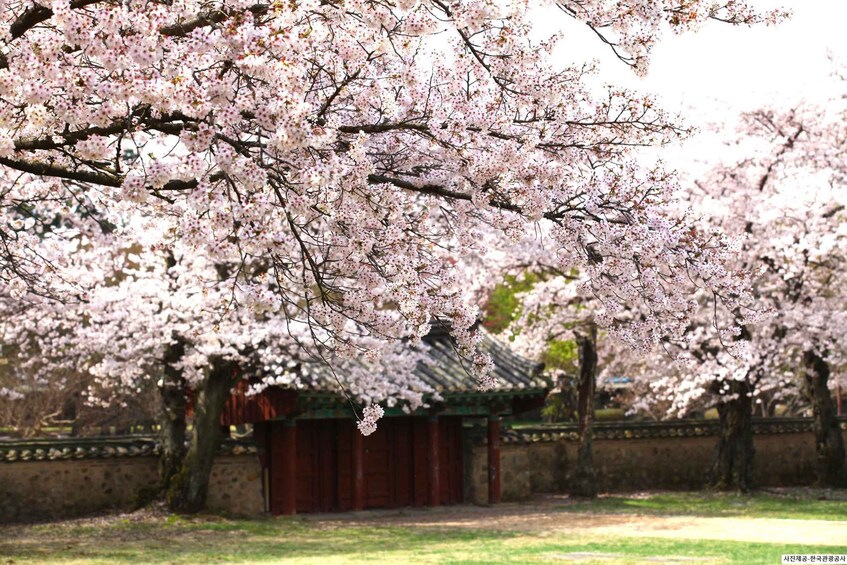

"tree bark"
[167, 357, 237, 513]
[572, 323, 597, 497]
[803, 350, 847, 488]
[708, 379, 754, 491]
[158, 336, 188, 491]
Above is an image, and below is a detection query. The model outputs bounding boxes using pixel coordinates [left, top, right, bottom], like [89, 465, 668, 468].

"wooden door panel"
[336, 421, 354, 511]
[364, 423, 392, 508]
[411, 417, 429, 506]
[438, 418, 463, 505]
[393, 419, 413, 507]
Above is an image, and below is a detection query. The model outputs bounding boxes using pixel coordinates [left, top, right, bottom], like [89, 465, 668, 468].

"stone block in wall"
[205, 455, 264, 515]
[467, 446, 488, 505]
[528, 443, 565, 492]
[500, 445, 531, 502]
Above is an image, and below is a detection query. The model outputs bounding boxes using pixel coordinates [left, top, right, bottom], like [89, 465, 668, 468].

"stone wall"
[1, 418, 843, 522]
[468, 420, 847, 502]
[0, 457, 159, 523]
[205, 455, 265, 515]
[0, 453, 264, 523]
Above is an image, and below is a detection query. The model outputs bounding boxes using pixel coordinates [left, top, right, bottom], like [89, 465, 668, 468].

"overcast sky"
[639, 0, 847, 113]
[549, 0, 847, 111]
[544, 0, 847, 169]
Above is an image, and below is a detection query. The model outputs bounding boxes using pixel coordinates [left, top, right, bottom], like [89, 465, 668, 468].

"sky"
[639, 0, 847, 114]
[543, 0, 847, 171]
[547, 0, 847, 113]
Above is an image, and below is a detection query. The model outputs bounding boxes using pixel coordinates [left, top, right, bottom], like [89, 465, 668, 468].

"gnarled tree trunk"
[158, 336, 188, 491]
[572, 323, 597, 497]
[708, 379, 754, 491]
[167, 357, 237, 513]
[803, 350, 847, 488]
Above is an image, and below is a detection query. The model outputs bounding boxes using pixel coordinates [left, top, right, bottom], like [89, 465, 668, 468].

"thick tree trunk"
[158, 337, 187, 491]
[803, 350, 847, 488]
[572, 324, 597, 497]
[167, 357, 237, 513]
[708, 379, 754, 491]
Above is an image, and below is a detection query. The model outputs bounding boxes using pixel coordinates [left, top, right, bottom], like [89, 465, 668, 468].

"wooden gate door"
[437, 417, 464, 505]
[295, 420, 336, 513]
[363, 418, 415, 508]
[269, 416, 464, 514]
[269, 419, 336, 514]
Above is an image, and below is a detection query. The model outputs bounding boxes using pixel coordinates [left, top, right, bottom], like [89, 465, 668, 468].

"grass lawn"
[1, 491, 846, 564]
[556, 490, 847, 521]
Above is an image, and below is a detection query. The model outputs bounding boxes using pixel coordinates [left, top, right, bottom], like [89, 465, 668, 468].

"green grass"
[556, 491, 847, 521]
[1, 515, 844, 564]
[3, 492, 847, 564]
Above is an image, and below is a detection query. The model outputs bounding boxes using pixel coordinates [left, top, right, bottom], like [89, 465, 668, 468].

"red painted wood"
[293, 420, 339, 513]
[437, 418, 463, 504]
[337, 422, 353, 511]
[364, 424, 393, 508]
[412, 417, 429, 506]
[314, 421, 336, 512]
[219, 383, 298, 426]
[487, 416, 501, 505]
[282, 421, 297, 515]
[352, 425, 365, 510]
[269, 420, 296, 515]
[394, 419, 413, 507]
[295, 423, 316, 512]
[270, 416, 465, 514]
[268, 423, 282, 514]
[427, 417, 440, 506]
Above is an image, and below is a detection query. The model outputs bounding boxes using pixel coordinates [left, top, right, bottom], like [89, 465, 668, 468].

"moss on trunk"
[572, 324, 597, 498]
[167, 357, 237, 513]
[708, 379, 754, 492]
[803, 350, 847, 488]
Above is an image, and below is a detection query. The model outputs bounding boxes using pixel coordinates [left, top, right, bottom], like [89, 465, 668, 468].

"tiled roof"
[493, 417, 847, 444]
[0, 437, 256, 463]
[284, 326, 548, 397]
[415, 327, 547, 395]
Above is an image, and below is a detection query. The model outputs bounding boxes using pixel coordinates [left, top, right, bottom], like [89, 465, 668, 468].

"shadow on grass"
[0, 516, 517, 564]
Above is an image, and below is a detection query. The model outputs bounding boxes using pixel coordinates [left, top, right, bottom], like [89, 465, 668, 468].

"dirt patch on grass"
[314, 494, 847, 546]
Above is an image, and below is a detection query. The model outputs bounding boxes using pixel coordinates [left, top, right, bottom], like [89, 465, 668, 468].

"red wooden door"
[269, 420, 336, 514]
[411, 417, 429, 506]
[438, 417, 464, 505]
[269, 417, 464, 514]
[362, 418, 415, 509]
[336, 421, 354, 511]
[294, 420, 336, 513]
[363, 422, 392, 507]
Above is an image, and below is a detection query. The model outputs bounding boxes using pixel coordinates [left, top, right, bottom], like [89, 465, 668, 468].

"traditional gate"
[267, 416, 463, 514]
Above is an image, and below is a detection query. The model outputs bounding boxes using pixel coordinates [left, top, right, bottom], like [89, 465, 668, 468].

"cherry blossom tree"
[0, 0, 786, 510]
[478, 240, 668, 496]
[616, 100, 847, 490]
[0, 0, 782, 348]
[701, 103, 847, 488]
